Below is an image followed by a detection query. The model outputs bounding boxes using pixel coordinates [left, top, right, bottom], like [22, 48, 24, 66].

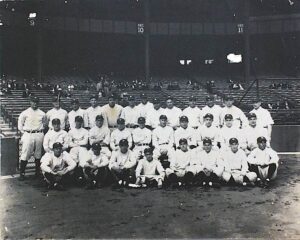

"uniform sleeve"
[40, 153, 52, 173]
[124, 152, 137, 169]
[127, 131, 133, 148]
[240, 151, 249, 174]
[135, 160, 144, 178]
[168, 128, 175, 148]
[43, 132, 51, 152]
[109, 151, 118, 169]
[83, 110, 89, 128]
[68, 130, 77, 148]
[247, 150, 258, 165]
[110, 131, 118, 151]
[64, 152, 77, 172]
[77, 130, 89, 146]
[62, 132, 70, 150]
[98, 155, 109, 168]
[18, 111, 26, 133]
[88, 129, 96, 145]
[156, 161, 165, 176]
[269, 148, 279, 165]
[120, 108, 125, 119]
[238, 109, 248, 129]
[152, 129, 159, 148]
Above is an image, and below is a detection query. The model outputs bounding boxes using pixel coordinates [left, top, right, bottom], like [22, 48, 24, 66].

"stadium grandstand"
[1, 0, 300, 239]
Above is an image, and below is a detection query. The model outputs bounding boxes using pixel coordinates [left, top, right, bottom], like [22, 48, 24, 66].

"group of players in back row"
[18, 93, 279, 190]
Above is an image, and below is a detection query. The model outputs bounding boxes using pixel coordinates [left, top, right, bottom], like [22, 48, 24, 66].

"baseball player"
[83, 143, 109, 189]
[247, 136, 279, 187]
[182, 96, 202, 129]
[110, 118, 133, 151]
[250, 98, 274, 138]
[43, 118, 69, 153]
[220, 96, 248, 128]
[68, 116, 89, 182]
[86, 95, 107, 129]
[221, 138, 257, 186]
[68, 98, 88, 130]
[46, 96, 68, 130]
[109, 139, 137, 187]
[196, 113, 220, 149]
[132, 117, 152, 159]
[218, 114, 246, 150]
[174, 116, 197, 149]
[166, 138, 196, 187]
[193, 138, 224, 187]
[136, 93, 153, 119]
[146, 98, 165, 129]
[243, 113, 270, 153]
[135, 148, 165, 189]
[101, 94, 123, 129]
[164, 96, 182, 129]
[40, 142, 76, 190]
[18, 96, 47, 180]
[152, 115, 175, 169]
[201, 96, 222, 127]
[120, 95, 139, 129]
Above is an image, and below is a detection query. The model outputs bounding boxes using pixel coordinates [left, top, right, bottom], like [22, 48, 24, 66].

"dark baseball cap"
[229, 138, 239, 145]
[204, 113, 214, 120]
[75, 116, 83, 123]
[203, 138, 212, 145]
[179, 116, 189, 122]
[206, 96, 214, 101]
[52, 118, 61, 125]
[30, 96, 39, 102]
[119, 139, 129, 146]
[159, 115, 167, 120]
[179, 138, 188, 145]
[128, 95, 135, 101]
[117, 118, 125, 124]
[257, 136, 267, 143]
[248, 112, 257, 119]
[138, 117, 146, 123]
[224, 114, 233, 120]
[89, 95, 98, 100]
[71, 98, 79, 104]
[189, 96, 196, 101]
[92, 142, 102, 150]
[52, 142, 63, 149]
[224, 95, 234, 101]
[95, 115, 104, 121]
[144, 147, 153, 154]
[166, 95, 173, 101]
[52, 96, 59, 102]
[153, 98, 160, 104]
[140, 93, 147, 99]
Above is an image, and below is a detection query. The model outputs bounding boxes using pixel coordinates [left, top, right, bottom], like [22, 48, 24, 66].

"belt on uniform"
[109, 125, 117, 128]
[137, 143, 149, 146]
[159, 142, 169, 145]
[25, 130, 43, 133]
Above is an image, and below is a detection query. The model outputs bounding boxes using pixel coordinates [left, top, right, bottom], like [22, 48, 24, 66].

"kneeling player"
[83, 143, 109, 189]
[109, 139, 137, 187]
[166, 138, 195, 187]
[222, 138, 257, 186]
[40, 142, 76, 190]
[196, 138, 224, 187]
[135, 148, 165, 188]
[248, 136, 279, 187]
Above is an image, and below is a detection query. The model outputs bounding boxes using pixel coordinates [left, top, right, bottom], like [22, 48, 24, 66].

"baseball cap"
[128, 95, 135, 101]
[92, 142, 102, 150]
[224, 114, 233, 120]
[71, 98, 79, 104]
[52, 118, 61, 125]
[203, 138, 212, 145]
[248, 112, 257, 119]
[166, 95, 173, 101]
[159, 115, 167, 120]
[95, 115, 104, 121]
[229, 138, 239, 145]
[179, 138, 188, 145]
[140, 93, 147, 99]
[257, 136, 267, 143]
[52, 142, 63, 149]
[224, 95, 234, 101]
[204, 113, 214, 120]
[153, 98, 160, 104]
[254, 98, 262, 103]
[144, 147, 153, 154]
[75, 116, 83, 123]
[138, 117, 146, 123]
[119, 139, 129, 146]
[117, 118, 125, 125]
[107, 93, 116, 99]
[189, 96, 196, 101]
[89, 95, 98, 100]
[30, 96, 39, 102]
[206, 96, 214, 101]
[52, 96, 59, 102]
[179, 116, 189, 122]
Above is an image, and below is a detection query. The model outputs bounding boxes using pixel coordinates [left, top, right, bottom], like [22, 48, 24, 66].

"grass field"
[1, 155, 300, 239]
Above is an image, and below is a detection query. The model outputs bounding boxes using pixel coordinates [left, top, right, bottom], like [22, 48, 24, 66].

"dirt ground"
[1, 155, 300, 239]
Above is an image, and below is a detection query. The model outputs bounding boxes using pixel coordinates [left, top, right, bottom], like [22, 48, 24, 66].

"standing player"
[201, 96, 222, 127]
[46, 96, 68, 130]
[43, 118, 69, 153]
[68, 99, 88, 130]
[247, 137, 279, 187]
[40, 142, 76, 190]
[146, 98, 165, 129]
[110, 118, 133, 151]
[86, 95, 106, 129]
[136, 93, 153, 119]
[132, 117, 152, 159]
[220, 96, 248, 129]
[182, 96, 202, 129]
[164, 96, 182, 129]
[101, 94, 123, 129]
[18, 96, 47, 180]
[120, 95, 139, 129]
[250, 99, 274, 138]
[222, 138, 257, 186]
[174, 116, 197, 149]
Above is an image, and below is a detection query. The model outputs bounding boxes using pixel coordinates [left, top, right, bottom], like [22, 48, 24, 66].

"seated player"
[194, 138, 224, 187]
[219, 114, 246, 150]
[135, 148, 165, 189]
[132, 117, 152, 159]
[166, 138, 195, 187]
[88, 114, 111, 159]
[40, 142, 76, 190]
[110, 118, 133, 151]
[196, 113, 220, 150]
[68, 116, 89, 183]
[152, 115, 175, 169]
[221, 138, 257, 186]
[247, 136, 279, 187]
[83, 143, 109, 189]
[182, 96, 202, 129]
[109, 139, 137, 187]
[243, 113, 270, 154]
[43, 118, 69, 153]
[174, 116, 197, 149]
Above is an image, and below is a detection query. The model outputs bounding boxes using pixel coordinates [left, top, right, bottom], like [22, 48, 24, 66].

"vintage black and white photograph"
[0, 0, 300, 239]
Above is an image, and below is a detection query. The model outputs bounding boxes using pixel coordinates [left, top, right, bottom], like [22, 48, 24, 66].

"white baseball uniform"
[83, 149, 109, 168]
[146, 107, 166, 129]
[182, 106, 202, 128]
[101, 104, 123, 128]
[88, 125, 111, 146]
[201, 105, 222, 126]
[110, 128, 133, 151]
[164, 106, 182, 128]
[136, 102, 154, 119]
[174, 127, 197, 147]
[218, 125, 246, 150]
[243, 125, 270, 150]
[121, 106, 139, 127]
[46, 107, 68, 130]
[196, 125, 220, 147]
[132, 127, 152, 157]
[195, 149, 224, 177]
[166, 149, 195, 177]
[250, 107, 274, 128]
[220, 106, 248, 128]
[109, 149, 137, 170]
[135, 159, 165, 183]
[43, 129, 69, 153]
[40, 151, 76, 174]
[68, 108, 88, 129]
[86, 106, 107, 128]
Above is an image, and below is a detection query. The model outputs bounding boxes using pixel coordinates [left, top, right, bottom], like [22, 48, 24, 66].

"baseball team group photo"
[1, 0, 300, 239]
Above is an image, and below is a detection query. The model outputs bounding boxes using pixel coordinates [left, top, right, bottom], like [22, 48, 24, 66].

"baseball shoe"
[54, 183, 65, 191]
[157, 179, 163, 189]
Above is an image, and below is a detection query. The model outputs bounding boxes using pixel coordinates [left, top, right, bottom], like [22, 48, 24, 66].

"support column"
[144, 0, 150, 81]
[244, 0, 250, 83]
